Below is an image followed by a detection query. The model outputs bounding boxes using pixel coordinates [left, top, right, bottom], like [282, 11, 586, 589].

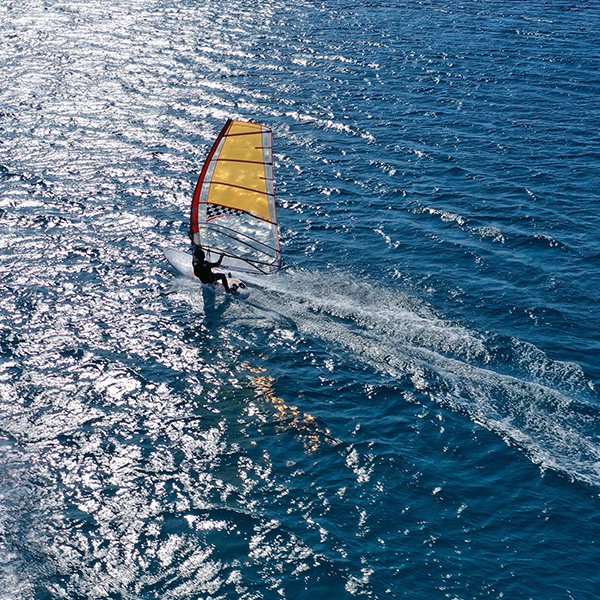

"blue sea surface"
[1, 1, 599, 598]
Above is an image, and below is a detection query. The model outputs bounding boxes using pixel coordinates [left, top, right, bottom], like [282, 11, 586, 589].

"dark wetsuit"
[193, 249, 230, 293]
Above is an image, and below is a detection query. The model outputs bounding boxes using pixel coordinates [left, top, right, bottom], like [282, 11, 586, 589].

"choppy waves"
[245, 269, 600, 484]
[1, 0, 600, 598]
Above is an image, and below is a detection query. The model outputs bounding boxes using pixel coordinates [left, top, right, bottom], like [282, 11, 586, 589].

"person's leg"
[214, 273, 230, 293]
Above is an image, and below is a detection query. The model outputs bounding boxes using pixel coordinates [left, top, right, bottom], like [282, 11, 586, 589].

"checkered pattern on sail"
[206, 204, 244, 222]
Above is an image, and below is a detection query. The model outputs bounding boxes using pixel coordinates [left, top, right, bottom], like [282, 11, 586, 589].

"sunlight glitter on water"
[2, 0, 600, 598]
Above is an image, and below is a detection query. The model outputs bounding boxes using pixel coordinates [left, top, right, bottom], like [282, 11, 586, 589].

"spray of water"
[241, 267, 600, 488]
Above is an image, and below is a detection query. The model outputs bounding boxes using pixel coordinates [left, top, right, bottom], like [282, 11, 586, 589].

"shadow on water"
[201, 285, 233, 328]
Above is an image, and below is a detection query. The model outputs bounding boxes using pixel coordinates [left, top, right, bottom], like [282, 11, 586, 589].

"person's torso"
[193, 256, 214, 282]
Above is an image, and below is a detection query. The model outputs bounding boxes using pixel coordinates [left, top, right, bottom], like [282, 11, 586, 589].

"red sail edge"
[189, 119, 233, 239]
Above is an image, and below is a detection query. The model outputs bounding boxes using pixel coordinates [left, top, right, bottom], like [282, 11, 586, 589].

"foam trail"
[244, 269, 600, 487]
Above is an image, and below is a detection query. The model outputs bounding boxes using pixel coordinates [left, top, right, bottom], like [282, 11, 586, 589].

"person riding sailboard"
[192, 244, 230, 294]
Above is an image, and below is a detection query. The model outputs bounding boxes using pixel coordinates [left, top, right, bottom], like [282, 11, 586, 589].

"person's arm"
[207, 254, 224, 269]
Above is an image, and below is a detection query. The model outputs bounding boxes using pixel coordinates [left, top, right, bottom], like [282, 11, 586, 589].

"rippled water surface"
[1, 1, 600, 598]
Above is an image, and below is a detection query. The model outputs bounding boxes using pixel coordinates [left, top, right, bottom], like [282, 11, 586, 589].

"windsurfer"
[192, 246, 231, 294]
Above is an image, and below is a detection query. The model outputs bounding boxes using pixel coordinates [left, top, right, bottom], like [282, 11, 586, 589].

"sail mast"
[190, 119, 231, 246]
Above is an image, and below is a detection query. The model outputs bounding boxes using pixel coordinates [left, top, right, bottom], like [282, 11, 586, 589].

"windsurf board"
[163, 248, 250, 299]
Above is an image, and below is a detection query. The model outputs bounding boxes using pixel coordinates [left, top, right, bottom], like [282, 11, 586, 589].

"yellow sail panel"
[227, 119, 262, 137]
[210, 160, 268, 196]
[206, 183, 270, 221]
[218, 134, 264, 164]
[206, 122, 272, 221]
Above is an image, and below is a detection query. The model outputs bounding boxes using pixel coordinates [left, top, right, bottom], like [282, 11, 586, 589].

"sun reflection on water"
[242, 362, 335, 453]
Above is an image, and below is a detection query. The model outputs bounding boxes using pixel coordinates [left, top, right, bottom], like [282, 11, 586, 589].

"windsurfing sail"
[189, 119, 282, 275]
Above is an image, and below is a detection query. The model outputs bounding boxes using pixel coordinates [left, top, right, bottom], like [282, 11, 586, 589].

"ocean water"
[1, 0, 599, 598]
